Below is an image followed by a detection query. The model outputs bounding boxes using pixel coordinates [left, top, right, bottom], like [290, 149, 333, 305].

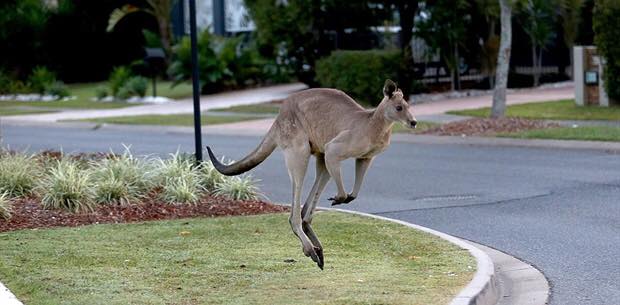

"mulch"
[417, 117, 560, 136]
[0, 195, 288, 233]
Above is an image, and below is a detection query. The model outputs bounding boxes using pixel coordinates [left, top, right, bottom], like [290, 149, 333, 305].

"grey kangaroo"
[207, 79, 417, 269]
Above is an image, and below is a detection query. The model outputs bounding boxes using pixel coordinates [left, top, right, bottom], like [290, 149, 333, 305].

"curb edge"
[323, 207, 500, 305]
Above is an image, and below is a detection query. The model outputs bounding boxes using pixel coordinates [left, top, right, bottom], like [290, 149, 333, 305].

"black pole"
[189, 0, 203, 162]
[213, 0, 225, 36]
[152, 76, 157, 97]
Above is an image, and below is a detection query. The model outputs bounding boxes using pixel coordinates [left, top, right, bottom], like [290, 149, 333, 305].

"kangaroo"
[207, 79, 417, 269]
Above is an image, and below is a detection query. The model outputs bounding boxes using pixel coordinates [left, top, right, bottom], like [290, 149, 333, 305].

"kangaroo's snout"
[409, 120, 417, 128]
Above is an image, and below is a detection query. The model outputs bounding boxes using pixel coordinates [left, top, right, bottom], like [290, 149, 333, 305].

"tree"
[491, 0, 513, 118]
[107, 0, 176, 61]
[244, 0, 383, 85]
[392, 0, 419, 97]
[475, 0, 501, 88]
[519, 0, 556, 87]
[560, 0, 585, 79]
[593, 0, 620, 103]
[416, 0, 471, 91]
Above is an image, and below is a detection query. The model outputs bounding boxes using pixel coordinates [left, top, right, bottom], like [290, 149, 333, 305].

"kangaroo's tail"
[206, 126, 277, 176]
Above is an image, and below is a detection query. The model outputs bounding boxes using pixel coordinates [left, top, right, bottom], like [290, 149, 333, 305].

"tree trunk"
[568, 45, 574, 79]
[396, 1, 418, 98]
[538, 47, 543, 85]
[491, 0, 512, 118]
[454, 44, 461, 90]
[532, 44, 539, 87]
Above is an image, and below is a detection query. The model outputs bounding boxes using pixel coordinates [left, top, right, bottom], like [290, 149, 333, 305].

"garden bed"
[0, 195, 285, 233]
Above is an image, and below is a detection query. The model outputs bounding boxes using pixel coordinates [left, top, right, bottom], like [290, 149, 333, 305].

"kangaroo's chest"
[358, 133, 391, 158]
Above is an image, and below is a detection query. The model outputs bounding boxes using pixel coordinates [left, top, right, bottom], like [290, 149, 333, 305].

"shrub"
[95, 86, 108, 100]
[123, 76, 148, 98]
[155, 153, 203, 204]
[28, 66, 56, 94]
[198, 161, 226, 192]
[108, 66, 132, 97]
[0, 192, 12, 220]
[168, 30, 226, 93]
[40, 159, 94, 213]
[594, 0, 620, 103]
[46, 81, 70, 98]
[91, 150, 152, 205]
[214, 175, 263, 201]
[0, 153, 41, 198]
[315, 50, 401, 106]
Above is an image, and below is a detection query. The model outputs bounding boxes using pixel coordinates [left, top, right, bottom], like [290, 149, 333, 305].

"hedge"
[594, 0, 620, 103]
[315, 50, 401, 106]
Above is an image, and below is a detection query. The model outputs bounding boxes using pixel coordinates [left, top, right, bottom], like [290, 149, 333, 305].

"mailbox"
[144, 48, 166, 97]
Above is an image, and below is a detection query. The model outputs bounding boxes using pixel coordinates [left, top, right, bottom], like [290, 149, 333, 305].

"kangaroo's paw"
[329, 195, 356, 206]
[304, 246, 323, 270]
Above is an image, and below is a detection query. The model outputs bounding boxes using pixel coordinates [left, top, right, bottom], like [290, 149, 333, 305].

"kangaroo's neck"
[368, 102, 394, 138]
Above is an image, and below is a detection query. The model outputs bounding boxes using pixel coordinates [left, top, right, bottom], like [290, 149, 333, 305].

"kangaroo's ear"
[383, 79, 397, 98]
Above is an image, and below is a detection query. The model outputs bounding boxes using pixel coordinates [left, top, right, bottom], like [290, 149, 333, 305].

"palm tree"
[520, 0, 556, 87]
[107, 0, 177, 60]
[560, 0, 585, 79]
[491, 0, 513, 118]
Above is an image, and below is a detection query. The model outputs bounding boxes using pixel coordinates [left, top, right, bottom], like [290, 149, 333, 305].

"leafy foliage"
[154, 153, 204, 204]
[594, 0, 620, 101]
[108, 66, 133, 98]
[28, 66, 56, 94]
[315, 50, 401, 106]
[214, 175, 263, 201]
[0, 153, 41, 198]
[91, 150, 152, 205]
[40, 159, 95, 213]
[0, 192, 12, 220]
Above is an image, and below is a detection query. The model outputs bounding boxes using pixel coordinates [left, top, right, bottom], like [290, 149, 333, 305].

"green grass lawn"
[448, 99, 620, 121]
[500, 126, 620, 142]
[79, 113, 264, 126]
[211, 103, 281, 114]
[0, 212, 474, 305]
[0, 81, 193, 116]
[392, 121, 440, 133]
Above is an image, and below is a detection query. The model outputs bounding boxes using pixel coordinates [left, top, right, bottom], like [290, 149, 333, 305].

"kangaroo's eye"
[395, 105, 403, 112]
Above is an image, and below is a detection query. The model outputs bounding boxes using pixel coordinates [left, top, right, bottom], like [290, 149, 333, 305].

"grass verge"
[78, 113, 264, 126]
[448, 99, 620, 121]
[0, 81, 193, 116]
[392, 121, 440, 133]
[211, 103, 281, 114]
[0, 211, 474, 305]
[500, 126, 620, 142]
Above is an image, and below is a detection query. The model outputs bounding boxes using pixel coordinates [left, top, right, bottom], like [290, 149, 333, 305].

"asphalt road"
[2, 123, 619, 305]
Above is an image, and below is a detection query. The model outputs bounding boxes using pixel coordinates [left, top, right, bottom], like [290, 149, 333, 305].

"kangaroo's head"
[380, 79, 417, 129]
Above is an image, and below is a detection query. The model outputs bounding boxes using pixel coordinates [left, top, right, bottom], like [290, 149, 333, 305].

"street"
[2, 123, 619, 305]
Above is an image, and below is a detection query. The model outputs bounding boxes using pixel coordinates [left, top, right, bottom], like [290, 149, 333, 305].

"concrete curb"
[323, 207, 500, 305]
[0, 281, 23, 305]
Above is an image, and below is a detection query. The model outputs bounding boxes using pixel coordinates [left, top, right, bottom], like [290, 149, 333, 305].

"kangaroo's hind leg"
[282, 142, 322, 268]
[301, 154, 330, 268]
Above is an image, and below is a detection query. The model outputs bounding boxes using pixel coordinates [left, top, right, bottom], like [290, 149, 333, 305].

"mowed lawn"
[0, 212, 474, 305]
[501, 126, 620, 142]
[0, 81, 193, 116]
[78, 113, 264, 126]
[448, 99, 620, 121]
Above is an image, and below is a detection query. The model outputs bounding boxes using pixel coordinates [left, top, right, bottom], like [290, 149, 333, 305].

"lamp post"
[188, 0, 203, 162]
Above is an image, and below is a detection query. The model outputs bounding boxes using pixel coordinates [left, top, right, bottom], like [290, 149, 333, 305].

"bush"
[91, 150, 152, 205]
[46, 81, 70, 98]
[40, 159, 94, 213]
[594, 0, 620, 103]
[214, 175, 263, 201]
[123, 76, 148, 98]
[198, 161, 226, 192]
[95, 86, 108, 100]
[108, 66, 132, 97]
[315, 50, 401, 106]
[0, 192, 12, 220]
[0, 153, 41, 198]
[28, 66, 56, 94]
[155, 153, 203, 204]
